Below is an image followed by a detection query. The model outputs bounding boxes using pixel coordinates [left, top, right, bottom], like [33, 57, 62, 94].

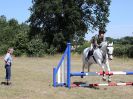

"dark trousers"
[5, 64, 11, 81]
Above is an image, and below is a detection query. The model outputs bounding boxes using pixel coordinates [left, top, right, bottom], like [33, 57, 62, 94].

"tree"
[12, 23, 30, 56]
[28, 0, 111, 51]
[0, 17, 20, 47]
[0, 15, 31, 56]
[81, 0, 111, 32]
[106, 37, 113, 42]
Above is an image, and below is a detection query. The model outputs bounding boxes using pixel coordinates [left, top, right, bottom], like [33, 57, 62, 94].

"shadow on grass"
[1, 82, 11, 86]
[72, 82, 100, 90]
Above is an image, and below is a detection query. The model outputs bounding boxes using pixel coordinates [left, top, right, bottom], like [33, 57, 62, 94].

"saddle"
[87, 49, 97, 63]
[87, 48, 106, 63]
[87, 45, 102, 59]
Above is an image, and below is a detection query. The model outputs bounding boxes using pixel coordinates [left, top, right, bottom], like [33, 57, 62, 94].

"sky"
[0, 0, 133, 39]
[86, 0, 133, 39]
[0, 0, 32, 23]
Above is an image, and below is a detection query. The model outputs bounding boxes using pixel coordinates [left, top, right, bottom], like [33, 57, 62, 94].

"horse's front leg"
[105, 59, 111, 72]
[97, 59, 106, 81]
[88, 63, 91, 72]
[105, 59, 111, 82]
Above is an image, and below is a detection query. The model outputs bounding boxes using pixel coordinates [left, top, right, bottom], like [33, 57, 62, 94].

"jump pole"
[71, 82, 133, 87]
[53, 43, 133, 88]
[70, 71, 133, 77]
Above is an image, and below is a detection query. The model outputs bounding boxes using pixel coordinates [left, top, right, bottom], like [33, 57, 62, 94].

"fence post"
[67, 43, 71, 88]
[53, 68, 56, 87]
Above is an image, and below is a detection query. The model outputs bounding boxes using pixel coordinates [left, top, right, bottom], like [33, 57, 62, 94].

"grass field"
[0, 55, 133, 99]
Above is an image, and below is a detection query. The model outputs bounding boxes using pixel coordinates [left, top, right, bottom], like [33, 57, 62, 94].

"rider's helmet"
[99, 30, 105, 35]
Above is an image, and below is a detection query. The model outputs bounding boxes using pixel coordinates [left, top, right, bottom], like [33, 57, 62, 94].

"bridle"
[107, 45, 113, 56]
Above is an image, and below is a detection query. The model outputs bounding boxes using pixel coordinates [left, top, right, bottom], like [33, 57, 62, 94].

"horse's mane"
[100, 41, 108, 47]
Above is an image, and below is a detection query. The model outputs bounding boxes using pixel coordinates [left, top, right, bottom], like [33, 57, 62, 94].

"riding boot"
[87, 49, 94, 60]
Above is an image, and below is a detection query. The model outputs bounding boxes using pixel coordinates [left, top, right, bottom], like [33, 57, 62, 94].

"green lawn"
[0, 55, 133, 99]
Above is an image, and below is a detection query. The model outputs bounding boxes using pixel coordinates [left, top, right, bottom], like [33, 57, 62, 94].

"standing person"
[4, 48, 14, 85]
[88, 30, 105, 59]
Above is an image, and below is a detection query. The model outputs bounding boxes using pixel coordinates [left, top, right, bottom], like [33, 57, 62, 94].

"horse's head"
[107, 42, 114, 60]
[100, 42, 114, 60]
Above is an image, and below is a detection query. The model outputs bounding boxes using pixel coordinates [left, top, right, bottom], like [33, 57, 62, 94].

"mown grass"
[0, 55, 133, 99]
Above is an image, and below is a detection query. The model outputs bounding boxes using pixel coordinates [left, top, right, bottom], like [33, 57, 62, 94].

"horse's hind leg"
[81, 63, 85, 78]
[87, 63, 91, 72]
[82, 63, 85, 73]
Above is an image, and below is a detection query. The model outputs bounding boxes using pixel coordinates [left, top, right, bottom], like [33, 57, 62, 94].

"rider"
[88, 30, 105, 59]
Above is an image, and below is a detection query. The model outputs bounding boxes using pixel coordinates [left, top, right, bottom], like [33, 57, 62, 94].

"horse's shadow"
[72, 82, 100, 90]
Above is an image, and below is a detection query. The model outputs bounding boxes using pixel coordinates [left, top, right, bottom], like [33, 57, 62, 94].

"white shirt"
[4, 53, 13, 64]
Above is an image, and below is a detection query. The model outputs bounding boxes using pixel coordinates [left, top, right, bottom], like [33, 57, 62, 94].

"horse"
[82, 42, 114, 82]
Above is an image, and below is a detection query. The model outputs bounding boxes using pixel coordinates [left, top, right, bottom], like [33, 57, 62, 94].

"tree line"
[5, 0, 132, 58]
[0, 0, 112, 57]
[0, 15, 133, 58]
[75, 36, 133, 58]
[106, 37, 133, 58]
[0, 15, 48, 57]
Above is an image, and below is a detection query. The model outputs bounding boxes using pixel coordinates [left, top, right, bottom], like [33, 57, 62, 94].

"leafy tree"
[121, 36, 133, 45]
[28, 0, 111, 51]
[27, 37, 48, 57]
[0, 16, 30, 56]
[81, 0, 111, 32]
[113, 36, 133, 45]
[11, 23, 30, 56]
[106, 37, 113, 42]
[0, 18, 20, 46]
[0, 15, 8, 45]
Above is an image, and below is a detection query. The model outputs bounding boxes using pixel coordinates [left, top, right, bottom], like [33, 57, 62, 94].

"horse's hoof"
[108, 76, 112, 82]
[81, 72, 84, 78]
[108, 79, 111, 82]
[102, 77, 106, 81]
